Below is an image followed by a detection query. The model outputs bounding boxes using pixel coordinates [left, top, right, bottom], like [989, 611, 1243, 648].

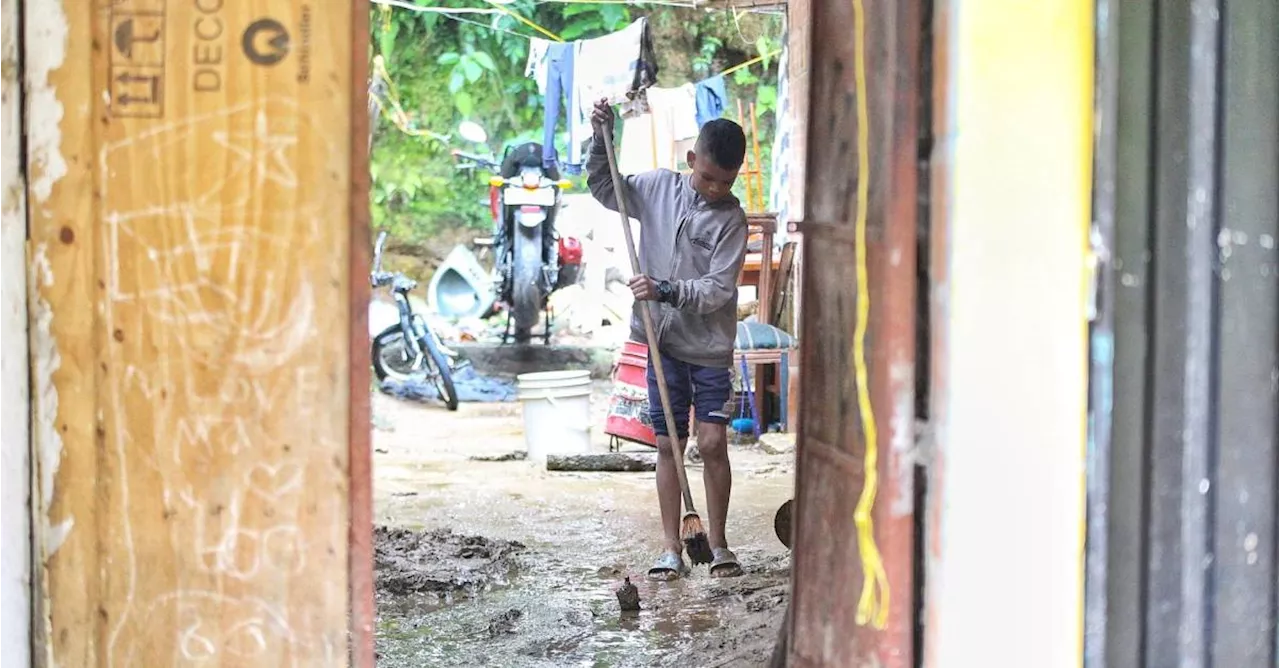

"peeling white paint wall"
[1, 0, 32, 663]
[23, 2, 69, 661]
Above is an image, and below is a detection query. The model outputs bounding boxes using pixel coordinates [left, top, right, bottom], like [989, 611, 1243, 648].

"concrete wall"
[1, 0, 31, 663]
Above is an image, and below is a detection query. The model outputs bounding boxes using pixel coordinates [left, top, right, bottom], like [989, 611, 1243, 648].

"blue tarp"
[379, 365, 518, 404]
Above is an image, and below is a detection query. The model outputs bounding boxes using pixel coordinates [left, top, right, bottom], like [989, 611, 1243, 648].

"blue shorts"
[646, 351, 733, 440]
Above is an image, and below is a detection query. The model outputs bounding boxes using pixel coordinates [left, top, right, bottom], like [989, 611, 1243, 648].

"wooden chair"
[735, 213, 798, 432]
[740, 213, 779, 316]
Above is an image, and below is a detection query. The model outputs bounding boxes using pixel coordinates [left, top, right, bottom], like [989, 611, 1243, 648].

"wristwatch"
[656, 280, 675, 304]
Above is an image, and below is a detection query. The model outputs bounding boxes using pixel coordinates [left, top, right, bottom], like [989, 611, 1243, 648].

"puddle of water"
[371, 391, 794, 666]
[375, 547, 786, 667]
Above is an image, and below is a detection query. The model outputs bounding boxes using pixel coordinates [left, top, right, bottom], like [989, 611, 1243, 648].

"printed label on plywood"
[108, 2, 316, 117]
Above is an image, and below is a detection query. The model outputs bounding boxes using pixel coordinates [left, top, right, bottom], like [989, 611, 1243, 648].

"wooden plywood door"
[26, 1, 368, 665]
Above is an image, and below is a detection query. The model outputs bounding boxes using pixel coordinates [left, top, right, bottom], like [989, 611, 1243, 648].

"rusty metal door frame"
[1090, 0, 1279, 665]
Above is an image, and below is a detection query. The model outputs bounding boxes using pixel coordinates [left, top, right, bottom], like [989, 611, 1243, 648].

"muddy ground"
[372, 381, 795, 667]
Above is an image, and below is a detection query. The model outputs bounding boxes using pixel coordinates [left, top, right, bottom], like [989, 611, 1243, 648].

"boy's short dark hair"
[695, 119, 747, 170]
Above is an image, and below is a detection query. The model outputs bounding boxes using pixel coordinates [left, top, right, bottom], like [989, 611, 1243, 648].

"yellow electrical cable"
[371, 55, 449, 141]
[482, 0, 565, 42]
[850, 0, 889, 630]
[718, 49, 780, 78]
[541, 0, 698, 6]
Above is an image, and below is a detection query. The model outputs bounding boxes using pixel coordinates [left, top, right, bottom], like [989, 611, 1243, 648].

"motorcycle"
[369, 230, 459, 411]
[451, 122, 584, 344]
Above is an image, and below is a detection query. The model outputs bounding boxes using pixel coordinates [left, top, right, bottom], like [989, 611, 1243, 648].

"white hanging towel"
[618, 84, 700, 174]
[574, 18, 654, 106]
[525, 37, 553, 96]
[573, 18, 659, 145]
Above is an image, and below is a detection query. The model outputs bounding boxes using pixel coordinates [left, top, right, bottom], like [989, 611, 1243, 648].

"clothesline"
[371, 2, 779, 143]
[481, 0, 566, 42]
[447, 13, 533, 37]
[516, 2, 777, 81]
[491, 0, 777, 83]
[495, 6, 779, 82]
[374, 0, 776, 77]
[371, 0, 533, 39]
[496, 4, 780, 82]
[370, 0, 500, 15]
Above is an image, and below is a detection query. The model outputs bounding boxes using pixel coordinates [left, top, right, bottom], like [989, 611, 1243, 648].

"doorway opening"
[361, 4, 802, 665]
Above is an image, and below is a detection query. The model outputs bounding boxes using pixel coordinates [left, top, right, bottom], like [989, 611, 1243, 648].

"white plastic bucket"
[516, 370, 593, 460]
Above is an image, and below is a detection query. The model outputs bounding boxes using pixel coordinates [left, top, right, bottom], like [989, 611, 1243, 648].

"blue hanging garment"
[540, 42, 583, 173]
[695, 75, 727, 128]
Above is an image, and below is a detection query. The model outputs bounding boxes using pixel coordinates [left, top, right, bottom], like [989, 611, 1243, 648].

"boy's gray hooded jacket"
[586, 138, 747, 369]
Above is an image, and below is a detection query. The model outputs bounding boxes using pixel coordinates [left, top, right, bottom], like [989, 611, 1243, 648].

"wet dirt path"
[371, 386, 794, 667]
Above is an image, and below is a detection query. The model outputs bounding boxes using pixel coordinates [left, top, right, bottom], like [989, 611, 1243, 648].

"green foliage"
[370, 2, 784, 246]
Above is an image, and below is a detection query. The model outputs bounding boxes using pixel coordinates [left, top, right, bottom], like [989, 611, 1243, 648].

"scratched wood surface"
[28, 1, 355, 665]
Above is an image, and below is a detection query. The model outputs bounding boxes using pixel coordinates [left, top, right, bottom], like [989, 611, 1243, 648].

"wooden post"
[787, 0, 810, 226]
[749, 101, 765, 210]
[1, 0, 32, 664]
[788, 0, 920, 665]
[650, 109, 659, 170]
[26, 1, 370, 665]
[348, 4, 376, 666]
[783, 0, 810, 442]
[749, 213, 776, 426]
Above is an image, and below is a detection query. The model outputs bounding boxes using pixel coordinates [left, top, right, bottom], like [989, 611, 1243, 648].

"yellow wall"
[926, 1, 1092, 666]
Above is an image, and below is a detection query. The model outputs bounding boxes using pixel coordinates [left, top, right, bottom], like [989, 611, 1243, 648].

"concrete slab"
[456, 342, 618, 379]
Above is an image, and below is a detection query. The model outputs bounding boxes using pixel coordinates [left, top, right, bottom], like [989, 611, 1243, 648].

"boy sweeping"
[587, 97, 748, 580]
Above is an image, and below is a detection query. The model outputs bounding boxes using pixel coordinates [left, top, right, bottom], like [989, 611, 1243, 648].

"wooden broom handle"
[598, 129, 698, 513]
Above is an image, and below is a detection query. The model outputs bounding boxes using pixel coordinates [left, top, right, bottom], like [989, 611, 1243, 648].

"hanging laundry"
[525, 38, 552, 96]
[695, 75, 727, 128]
[524, 19, 658, 176]
[655, 84, 700, 143]
[539, 42, 585, 172]
[574, 18, 659, 114]
[618, 84, 700, 175]
[528, 38, 587, 173]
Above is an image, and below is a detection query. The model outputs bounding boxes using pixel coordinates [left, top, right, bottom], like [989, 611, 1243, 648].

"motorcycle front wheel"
[371, 325, 459, 411]
[510, 223, 544, 343]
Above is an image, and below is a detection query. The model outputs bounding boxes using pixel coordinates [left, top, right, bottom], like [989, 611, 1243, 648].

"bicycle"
[369, 231, 459, 411]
